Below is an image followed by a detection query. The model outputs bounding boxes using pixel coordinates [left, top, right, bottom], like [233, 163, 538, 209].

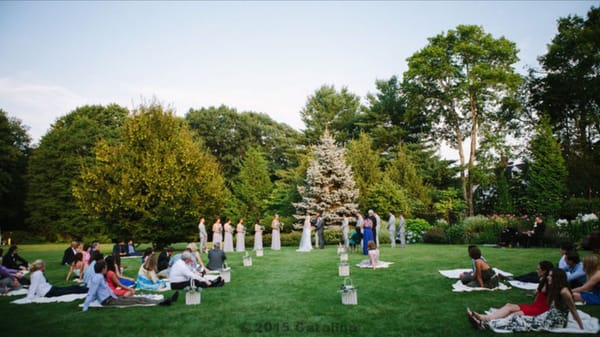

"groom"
[313, 213, 325, 249]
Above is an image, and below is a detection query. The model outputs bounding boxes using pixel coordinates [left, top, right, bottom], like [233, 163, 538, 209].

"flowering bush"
[405, 218, 432, 243]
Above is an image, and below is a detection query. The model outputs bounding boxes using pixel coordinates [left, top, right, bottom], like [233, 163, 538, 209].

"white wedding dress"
[297, 216, 313, 252]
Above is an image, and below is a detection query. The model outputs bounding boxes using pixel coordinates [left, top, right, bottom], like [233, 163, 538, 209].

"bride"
[297, 215, 313, 252]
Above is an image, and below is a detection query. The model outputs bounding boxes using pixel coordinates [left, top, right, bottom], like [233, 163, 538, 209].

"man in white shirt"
[168, 252, 223, 289]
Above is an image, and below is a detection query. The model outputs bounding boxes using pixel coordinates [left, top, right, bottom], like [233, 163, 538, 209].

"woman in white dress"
[253, 219, 263, 251]
[271, 214, 282, 250]
[212, 218, 222, 248]
[297, 215, 313, 252]
[223, 219, 234, 252]
[235, 218, 246, 252]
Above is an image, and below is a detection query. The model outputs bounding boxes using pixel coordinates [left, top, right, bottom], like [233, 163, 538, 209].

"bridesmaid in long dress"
[223, 219, 234, 252]
[254, 219, 263, 251]
[271, 214, 282, 250]
[236, 218, 246, 252]
[362, 214, 374, 255]
[212, 218, 222, 248]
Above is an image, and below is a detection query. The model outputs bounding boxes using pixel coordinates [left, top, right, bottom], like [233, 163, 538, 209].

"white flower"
[581, 213, 599, 223]
[555, 219, 568, 228]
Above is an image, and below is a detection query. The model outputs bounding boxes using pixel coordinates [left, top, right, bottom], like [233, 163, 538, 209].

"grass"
[1, 243, 599, 337]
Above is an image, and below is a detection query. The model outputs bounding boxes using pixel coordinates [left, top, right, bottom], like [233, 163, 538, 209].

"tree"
[531, 6, 600, 197]
[524, 118, 568, 217]
[300, 85, 362, 145]
[294, 130, 359, 226]
[229, 147, 273, 222]
[0, 110, 31, 230]
[26, 104, 128, 240]
[385, 145, 431, 212]
[362, 76, 429, 152]
[403, 25, 522, 216]
[345, 132, 382, 208]
[186, 105, 302, 182]
[73, 104, 227, 247]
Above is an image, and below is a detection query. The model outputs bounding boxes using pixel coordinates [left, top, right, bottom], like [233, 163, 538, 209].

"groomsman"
[387, 211, 396, 248]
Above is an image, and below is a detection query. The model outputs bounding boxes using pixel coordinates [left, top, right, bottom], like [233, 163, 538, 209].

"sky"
[0, 1, 596, 146]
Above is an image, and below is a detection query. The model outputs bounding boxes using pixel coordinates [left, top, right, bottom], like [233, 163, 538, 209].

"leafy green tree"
[385, 145, 431, 212]
[531, 6, 600, 196]
[0, 110, 31, 230]
[301, 85, 362, 145]
[294, 130, 359, 226]
[524, 119, 568, 217]
[229, 147, 273, 222]
[26, 104, 128, 240]
[362, 76, 429, 151]
[403, 25, 522, 216]
[267, 152, 310, 227]
[186, 105, 302, 182]
[73, 104, 226, 247]
[345, 132, 382, 208]
[364, 176, 411, 217]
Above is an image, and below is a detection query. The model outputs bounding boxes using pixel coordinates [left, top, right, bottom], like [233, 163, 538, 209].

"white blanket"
[439, 268, 513, 279]
[487, 308, 600, 334]
[452, 280, 511, 292]
[508, 280, 539, 290]
[11, 293, 87, 304]
[2, 288, 28, 296]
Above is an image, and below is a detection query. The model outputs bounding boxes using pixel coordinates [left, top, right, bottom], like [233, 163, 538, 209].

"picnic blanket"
[2, 288, 28, 296]
[452, 280, 511, 292]
[11, 293, 87, 304]
[486, 308, 599, 334]
[439, 268, 513, 279]
[507, 280, 539, 290]
[77, 294, 164, 308]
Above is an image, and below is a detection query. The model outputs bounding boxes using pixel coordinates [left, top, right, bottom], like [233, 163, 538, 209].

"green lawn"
[1, 243, 599, 337]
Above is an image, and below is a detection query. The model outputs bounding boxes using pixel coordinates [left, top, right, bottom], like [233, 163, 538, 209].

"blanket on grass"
[507, 280, 539, 290]
[11, 293, 87, 304]
[77, 294, 164, 308]
[452, 280, 510, 292]
[485, 308, 599, 334]
[2, 288, 28, 296]
[439, 268, 513, 279]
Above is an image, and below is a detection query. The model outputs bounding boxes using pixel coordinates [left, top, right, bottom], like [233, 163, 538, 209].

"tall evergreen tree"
[345, 132, 382, 208]
[229, 147, 273, 222]
[525, 119, 568, 217]
[294, 130, 359, 226]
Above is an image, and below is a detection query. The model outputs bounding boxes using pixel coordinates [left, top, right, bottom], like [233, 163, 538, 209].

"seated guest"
[557, 241, 575, 271]
[169, 252, 223, 289]
[206, 242, 227, 271]
[464, 246, 498, 289]
[0, 263, 23, 293]
[141, 247, 154, 264]
[136, 253, 167, 291]
[468, 261, 553, 323]
[61, 241, 79, 266]
[24, 259, 88, 302]
[349, 226, 362, 253]
[187, 243, 207, 272]
[573, 255, 600, 304]
[127, 240, 142, 256]
[112, 239, 127, 257]
[83, 251, 104, 286]
[513, 260, 555, 284]
[105, 256, 135, 297]
[2, 245, 28, 270]
[82, 243, 91, 268]
[565, 250, 586, 288]
[357, 240, 392, 269]
[111, 253, 135, 288]
[82, 260, 177, 311]
[157, 246, 175, 279]
[468, 268, 583, 331]
[65, 252, 85, 282]
[460, 245, 484, 284]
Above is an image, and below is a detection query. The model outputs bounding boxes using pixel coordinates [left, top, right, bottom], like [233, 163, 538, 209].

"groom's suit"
[313, 216, 325, 249]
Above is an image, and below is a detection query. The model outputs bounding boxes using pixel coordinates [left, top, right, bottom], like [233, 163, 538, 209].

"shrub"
[422, 227, 446, 244]
[405, 218, 432, 243]
[445, 223, 467, 244]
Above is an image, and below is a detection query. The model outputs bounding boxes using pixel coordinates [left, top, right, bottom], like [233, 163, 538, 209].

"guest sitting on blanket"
[82, 260, 178, 311]
[83, 251, 103, 286]
[169, 251, 223, 289]
[573, 255, 600, 305]
[557, 241, 575, 271]
[206, 242, 227, 271]
[136, 253, 167, 291]
[464, 246, 498, 289]
[65, 252, 85, 282]
[2, 245, 28, 270]
[157, 246, 174, 279]
[111, 253, 136, 288]
[105, 255, 135, 297]
[357, 240, 392, 269]
[565, 250, 587, 288]
[25, 259, 88, 302]
[0, 263, 23, 293]
[468, 268, 583, 331]
[459, 245, 486, 285]
[186, 242, 207, 272]
[467, 261, 553, 323]
[141, 247, 153, 264]
[126, 240, 142, 256]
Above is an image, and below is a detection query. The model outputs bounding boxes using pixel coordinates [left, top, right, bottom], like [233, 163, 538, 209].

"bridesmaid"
[271, 214, 282, 250]
[254, 219, 264, 251]
[223, 219, 234, 252]
[236, 218, 246, 252]
[212, 218, 223, 248]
